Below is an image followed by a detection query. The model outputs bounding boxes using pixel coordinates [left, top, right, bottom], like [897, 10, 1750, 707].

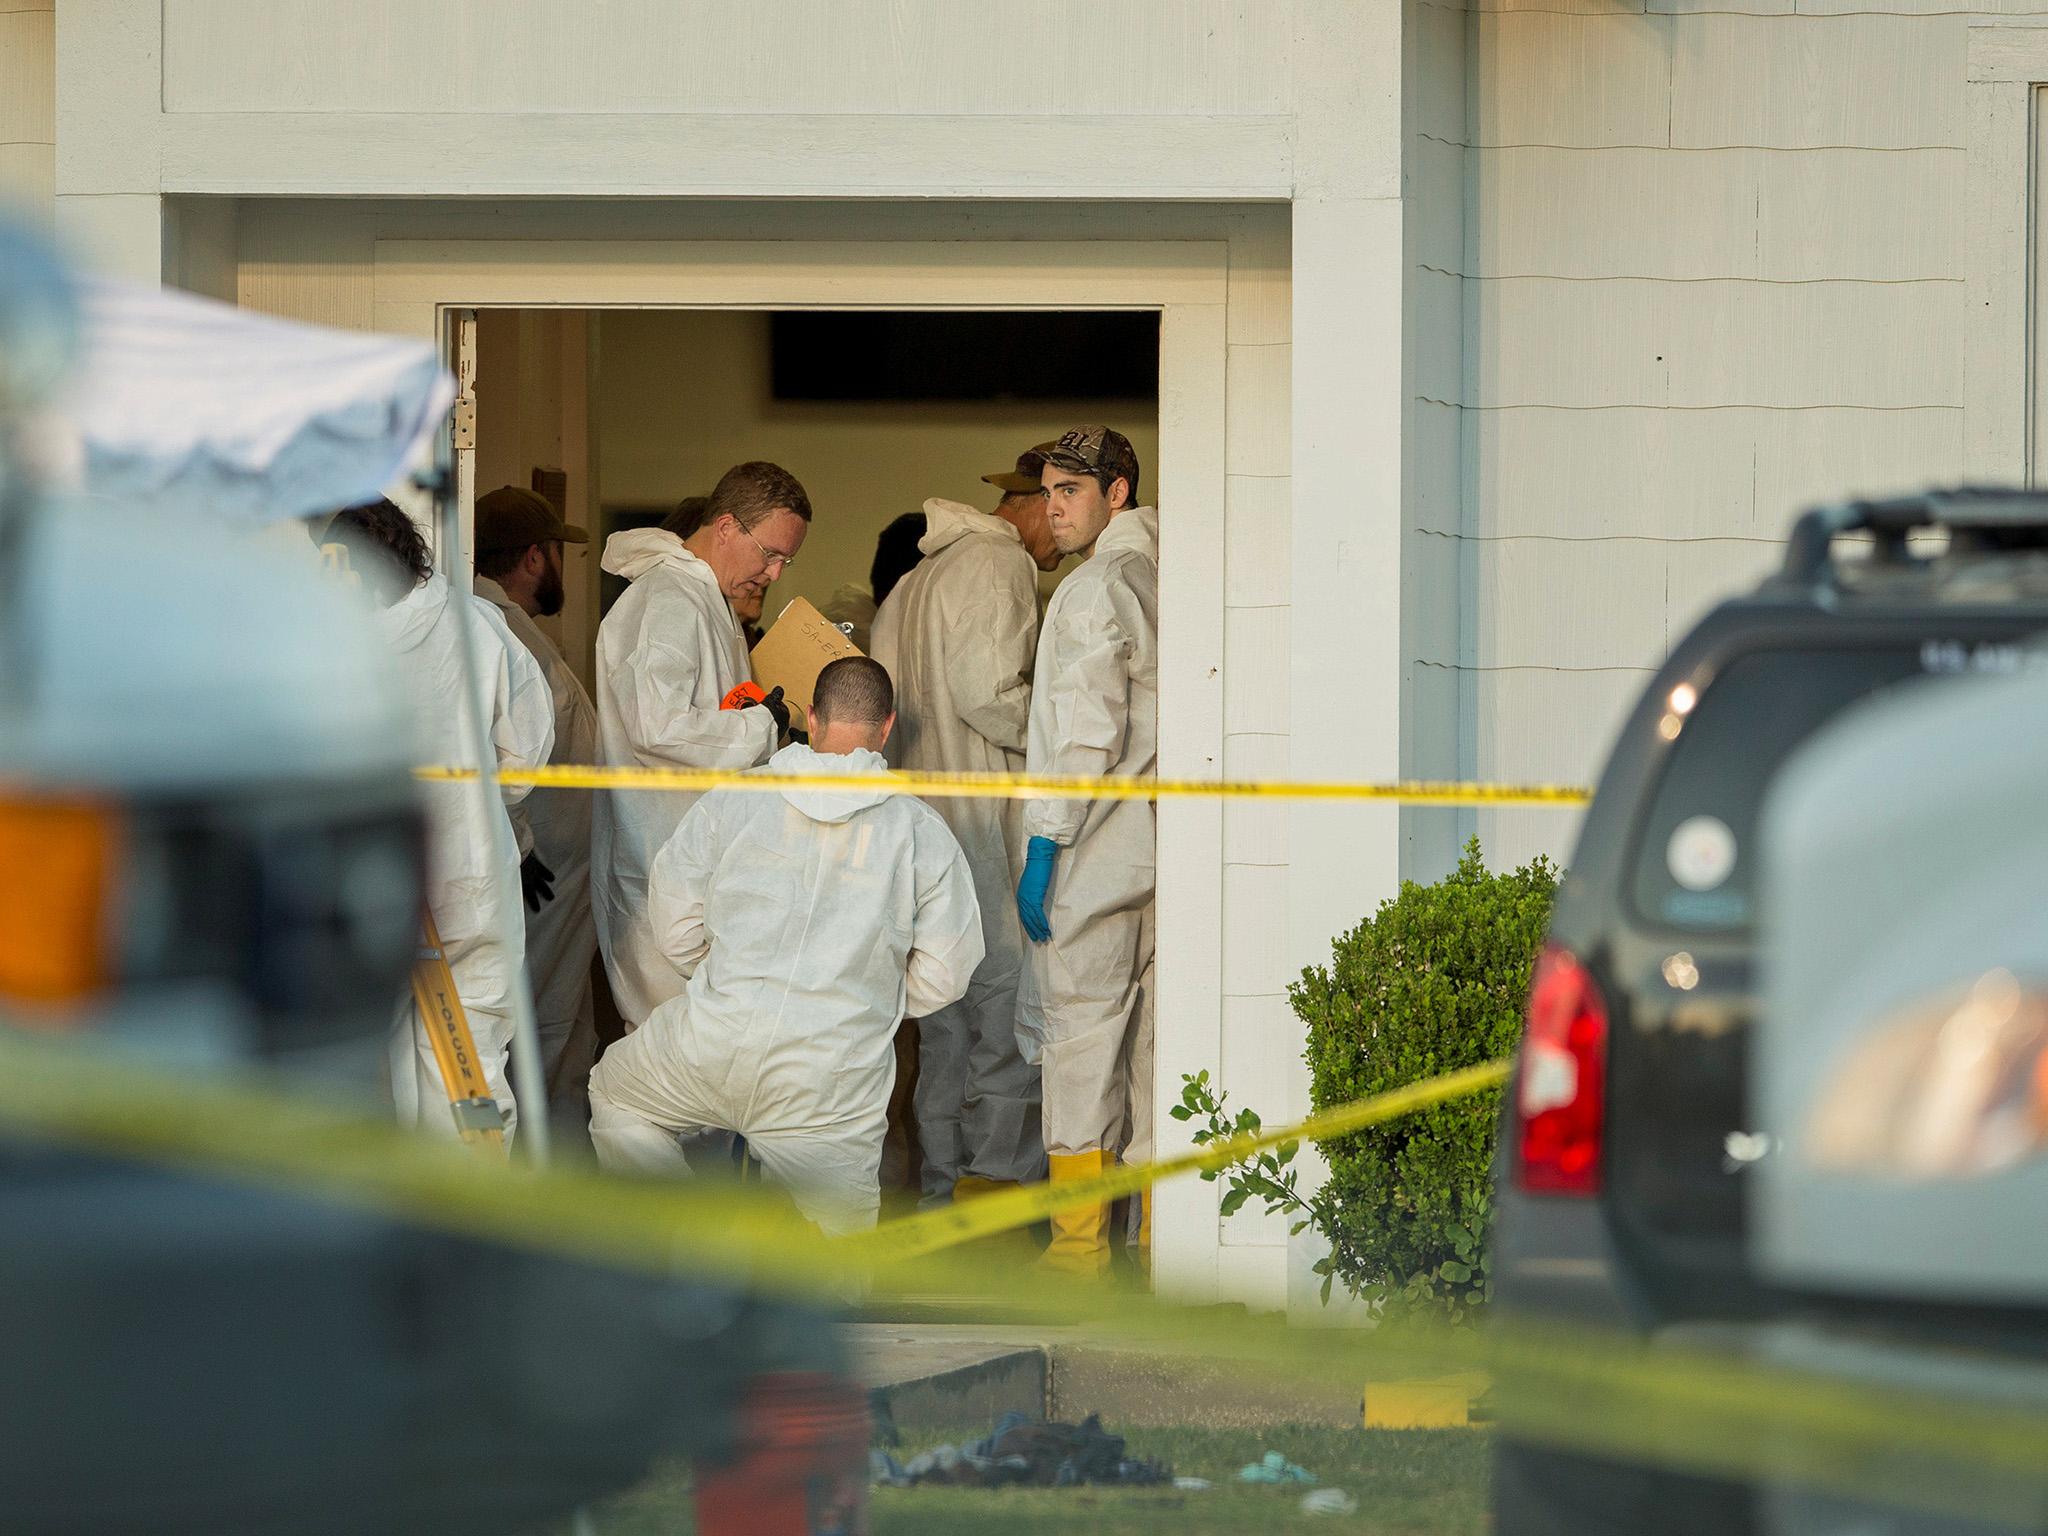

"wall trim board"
[154, 112, 1295, 202]
[369, 234, 1231, 1299]
[1965, 22, 2047, 481]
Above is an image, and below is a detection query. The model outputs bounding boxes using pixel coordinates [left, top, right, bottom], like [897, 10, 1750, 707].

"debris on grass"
[871, 1412, 1172, 1490]
[1300, 1486, 1359, 1517]
[1238, 1450, 1317, 1486]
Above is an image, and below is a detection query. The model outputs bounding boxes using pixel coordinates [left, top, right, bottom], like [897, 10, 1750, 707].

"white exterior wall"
[49, 0, 1440, 1314]
[1458, 0, 2016, 872]
[0, 0, 54, 232]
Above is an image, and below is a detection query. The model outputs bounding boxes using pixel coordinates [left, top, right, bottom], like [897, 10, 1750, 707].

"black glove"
[742, 684, 792, 736]
[520, 851, 556, 912]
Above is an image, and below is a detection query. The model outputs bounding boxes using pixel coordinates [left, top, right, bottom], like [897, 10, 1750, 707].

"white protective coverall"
[587, 743, 985, 1234]
[591, 528, 776, 1028]
[869, 498, 1044, 1197]
[377, 571, 555, 1138]
[475, 576, 601, 1116]
[1017, 506, 1159, 1163]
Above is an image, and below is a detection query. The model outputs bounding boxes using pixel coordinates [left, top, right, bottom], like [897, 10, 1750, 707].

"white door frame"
[374, 237, 1230, 1289]
[1966, 23, 2048, 483]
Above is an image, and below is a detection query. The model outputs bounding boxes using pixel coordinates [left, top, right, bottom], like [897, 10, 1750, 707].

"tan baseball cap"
[982, 441, 1058, 495]
[475, 485, 588, 555]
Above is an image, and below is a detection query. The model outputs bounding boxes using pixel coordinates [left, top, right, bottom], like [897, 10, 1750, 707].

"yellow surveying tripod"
[410, 906, 506, 1156]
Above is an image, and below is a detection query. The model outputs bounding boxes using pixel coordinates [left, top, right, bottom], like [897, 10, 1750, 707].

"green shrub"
[1299, 837, 1557, 1318]
[1177, 837, 1557, 1324]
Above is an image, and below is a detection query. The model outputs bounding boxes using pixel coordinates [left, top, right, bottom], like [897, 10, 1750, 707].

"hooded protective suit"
[377, 571, 555, 1138]
[475, 575, 600, 1118]
[1017, 506, 1159, 1165]
[587, 743, 985, 1235]
[591, 528, 776, 1028]
[869, 497, 1044, 1197]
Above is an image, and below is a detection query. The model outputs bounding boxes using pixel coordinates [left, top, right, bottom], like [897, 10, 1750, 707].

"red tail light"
[1516, 945, 1608, 1195]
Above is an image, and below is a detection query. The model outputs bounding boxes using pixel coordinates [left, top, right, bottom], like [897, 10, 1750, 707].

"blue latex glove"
[1016, 836, 1058, 943]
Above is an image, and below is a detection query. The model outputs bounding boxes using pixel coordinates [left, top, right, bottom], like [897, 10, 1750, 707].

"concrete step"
[849, 1321, 1425, 1435]
[849, 1324, 1052, 1438]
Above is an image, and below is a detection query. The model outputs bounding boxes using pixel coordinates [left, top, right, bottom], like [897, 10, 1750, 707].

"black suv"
[1491, 489, 2048, 1535]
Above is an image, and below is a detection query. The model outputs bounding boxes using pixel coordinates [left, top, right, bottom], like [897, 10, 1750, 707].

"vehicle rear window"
[1630, 648, 1932, 932]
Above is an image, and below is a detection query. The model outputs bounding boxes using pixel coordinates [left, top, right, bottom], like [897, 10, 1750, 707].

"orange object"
[721, 680, 768, 711]
[410, 906, 508, 1157]
[694, 1372, 870, 1536]
[0, 792, 119, 1016]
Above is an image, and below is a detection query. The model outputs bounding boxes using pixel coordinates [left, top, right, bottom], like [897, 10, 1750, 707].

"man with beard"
[474, 485, 601, 1137]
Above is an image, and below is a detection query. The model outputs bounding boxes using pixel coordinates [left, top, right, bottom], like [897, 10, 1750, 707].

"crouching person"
[587, 657, 984, 1235]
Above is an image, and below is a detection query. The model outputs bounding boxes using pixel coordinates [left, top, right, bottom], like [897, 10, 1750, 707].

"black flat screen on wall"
[770, 311, 1159, 402]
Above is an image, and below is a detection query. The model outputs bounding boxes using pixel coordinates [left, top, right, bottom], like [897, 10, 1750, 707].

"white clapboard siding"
[1411, 268, 1465, 408]
[0, 0, 53, 231]
[1222, 865, 1294, 998]
[1797, 0, 2048, 17]
[1467, 536, 1672, 671]
[1227, 342, 1293, 477]
[1655, 0, 1792, 14]
[1405, 532, 1463, 668]
[1223, 732, 1290, 868]
[162, 0, 1295, 118]
[1663, 538, 1787, 646]
[1467, 276, 1963, 409]
[0, 7, 55, 146]
[1466, 406, 1965, 541]
[1407, 660, 1466, 768]
[1411, 135, 1468, 273]
[1754, 149, 1965, 279]
[1470, 0, 1645, 13]
[1469, 147, 1963, 280]
[1410, 401, 1464, 535]
[1224, 606, 1294, 736]
[1470, 12, 1674, 148]
[1669, 15, 1966, 149]
[1219, 994, 1305, 1247]
[1227, 215, 1293, 345]
[1411, 0, 1471, 148]
[1470, 666, 1650, 863]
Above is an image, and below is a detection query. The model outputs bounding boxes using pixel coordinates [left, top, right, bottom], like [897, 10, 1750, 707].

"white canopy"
[53, 278, 453, 526]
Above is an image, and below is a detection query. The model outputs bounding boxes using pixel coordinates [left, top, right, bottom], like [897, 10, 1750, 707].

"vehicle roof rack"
[1779, 486, 2048, 587]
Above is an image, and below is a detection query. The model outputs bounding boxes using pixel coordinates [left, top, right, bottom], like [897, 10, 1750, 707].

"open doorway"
[471, 303, 1162, 1206]
[473, 306, 1160, 690]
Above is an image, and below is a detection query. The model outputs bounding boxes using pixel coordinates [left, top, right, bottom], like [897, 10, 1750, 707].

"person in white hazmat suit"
[588, 657, 985, 1235]
[1013, 427, 1159, 1277]
[473, 485, 601, 1133]
[869, 456, 1064, 1204]
[325, 499, 555, 1140]
[591, 461, 810, 1029]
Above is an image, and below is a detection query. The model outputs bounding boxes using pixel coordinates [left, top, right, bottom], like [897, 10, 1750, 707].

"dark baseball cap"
[1042, 426, 1140, 492]
[474, 485, 588, 554]
[982, 441, 1057, 495]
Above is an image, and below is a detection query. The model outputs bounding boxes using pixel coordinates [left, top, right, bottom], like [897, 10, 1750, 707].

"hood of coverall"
[917, 497, 1021, 557]
[600, 526, 705, 584]
[763, 742, 894, 823]
[1095, 504, 1159, 562]
[378, 569, 454, 653]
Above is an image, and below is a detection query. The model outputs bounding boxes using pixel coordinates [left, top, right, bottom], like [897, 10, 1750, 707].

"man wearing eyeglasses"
[592, 459, 812, 1030]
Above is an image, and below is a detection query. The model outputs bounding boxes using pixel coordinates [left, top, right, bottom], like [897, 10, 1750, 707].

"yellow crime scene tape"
[416, 762, 1593, 807]
[3, 1027, 2047, 1526]
[847, 1059, 1511, 1262]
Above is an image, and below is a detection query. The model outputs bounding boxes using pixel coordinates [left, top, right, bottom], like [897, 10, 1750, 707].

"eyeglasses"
[737, 519, 797, 573]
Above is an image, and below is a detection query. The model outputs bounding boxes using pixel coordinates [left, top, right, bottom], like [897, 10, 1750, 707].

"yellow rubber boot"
[1135, 1188, 1153, 1280]
[952, 1176, 1015, 1202]
[1039, 1150, 1113, 1278]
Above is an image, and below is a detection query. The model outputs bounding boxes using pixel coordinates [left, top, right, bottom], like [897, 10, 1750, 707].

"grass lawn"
[587, 1423, 1493, 1535]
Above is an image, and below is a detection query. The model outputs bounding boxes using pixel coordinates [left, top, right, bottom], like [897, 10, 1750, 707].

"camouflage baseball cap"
[1042, 425, 1141, 496]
